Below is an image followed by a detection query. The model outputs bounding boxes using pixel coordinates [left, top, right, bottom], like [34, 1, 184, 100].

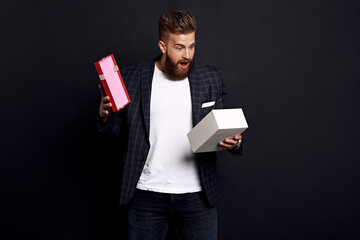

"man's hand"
[218, 134, 242, 150]
[98, 84, 112, 123]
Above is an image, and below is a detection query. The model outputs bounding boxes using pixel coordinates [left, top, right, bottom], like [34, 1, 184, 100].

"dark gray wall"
[1, 0, 359, 239]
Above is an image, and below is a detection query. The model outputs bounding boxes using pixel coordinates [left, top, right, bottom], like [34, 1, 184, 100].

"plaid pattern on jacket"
[98, 56, 241, 207]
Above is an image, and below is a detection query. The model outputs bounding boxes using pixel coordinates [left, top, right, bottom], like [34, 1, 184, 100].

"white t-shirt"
[136, 65, 202, 194]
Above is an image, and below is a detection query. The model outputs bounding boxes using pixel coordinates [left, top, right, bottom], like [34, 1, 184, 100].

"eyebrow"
[173, 42, 196, 47]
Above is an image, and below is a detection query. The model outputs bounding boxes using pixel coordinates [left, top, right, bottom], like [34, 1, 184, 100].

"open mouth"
[179, 62, 189, 69]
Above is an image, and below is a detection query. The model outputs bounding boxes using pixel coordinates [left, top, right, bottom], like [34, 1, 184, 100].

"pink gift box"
[94, 54, 131, 112]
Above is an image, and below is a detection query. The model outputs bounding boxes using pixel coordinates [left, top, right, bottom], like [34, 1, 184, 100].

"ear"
[158, 40, 166, 54]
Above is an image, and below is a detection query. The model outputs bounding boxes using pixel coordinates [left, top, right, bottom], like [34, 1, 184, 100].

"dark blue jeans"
[127, 189, 217, 240]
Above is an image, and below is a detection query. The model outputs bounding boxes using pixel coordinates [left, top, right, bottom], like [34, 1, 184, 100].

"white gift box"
[187, 108, 248, 153]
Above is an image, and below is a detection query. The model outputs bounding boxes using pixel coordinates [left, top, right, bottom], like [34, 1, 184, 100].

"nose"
[183, 49, 190, 60]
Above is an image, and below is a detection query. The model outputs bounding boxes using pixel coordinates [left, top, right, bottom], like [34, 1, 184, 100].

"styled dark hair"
[158, 10, 196, 41]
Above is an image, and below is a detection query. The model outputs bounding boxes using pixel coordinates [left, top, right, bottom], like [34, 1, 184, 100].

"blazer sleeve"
[214, 68, 243, 156]
[97, 109, 127, 141]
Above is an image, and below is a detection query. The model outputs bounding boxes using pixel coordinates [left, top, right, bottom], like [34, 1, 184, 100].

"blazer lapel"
[189, 67, 202, 127]
[141, 61, 155, 139]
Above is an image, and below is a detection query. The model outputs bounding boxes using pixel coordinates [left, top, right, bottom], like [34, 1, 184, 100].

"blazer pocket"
[201, 101, 215, 108]
[200, 101, 215, 118]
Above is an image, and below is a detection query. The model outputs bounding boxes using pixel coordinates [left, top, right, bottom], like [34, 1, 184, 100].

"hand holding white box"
[187, 108, 248, 153]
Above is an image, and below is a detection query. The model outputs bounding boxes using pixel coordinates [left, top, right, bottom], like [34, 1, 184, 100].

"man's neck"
[156, 54, 166, 72]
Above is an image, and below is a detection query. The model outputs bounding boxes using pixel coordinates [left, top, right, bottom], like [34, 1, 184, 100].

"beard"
[164, 55, 194, 80]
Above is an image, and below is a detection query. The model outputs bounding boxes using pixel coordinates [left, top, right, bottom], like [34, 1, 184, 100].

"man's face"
[162, 32, 195, 80]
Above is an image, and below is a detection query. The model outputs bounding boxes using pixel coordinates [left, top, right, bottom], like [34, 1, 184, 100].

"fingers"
[233, 134, 242, 141]
[100, 108, 111, 117]
[100, 100, 112, 112]
[218, 135, 242, 150]
[99, 103, 112, 118]
[224, 137, 238, 145]
[98, 84, 112, 122]
[102, 95, 111, 104]
[218, 140, 234, 150]
[100, 97, 111, 115]
[103, 102, 112, 109]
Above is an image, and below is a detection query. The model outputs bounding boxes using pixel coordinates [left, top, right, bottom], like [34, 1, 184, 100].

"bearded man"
[98, 10, 243, 240]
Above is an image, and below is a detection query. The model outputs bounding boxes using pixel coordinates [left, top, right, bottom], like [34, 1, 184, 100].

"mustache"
[177, 58, 192, 64]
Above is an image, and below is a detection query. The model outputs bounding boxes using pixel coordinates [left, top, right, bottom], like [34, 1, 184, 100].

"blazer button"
[142, 157, 146, 162]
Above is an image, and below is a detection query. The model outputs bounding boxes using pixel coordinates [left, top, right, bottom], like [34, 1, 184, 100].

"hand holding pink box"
[94, 54, 131, 112]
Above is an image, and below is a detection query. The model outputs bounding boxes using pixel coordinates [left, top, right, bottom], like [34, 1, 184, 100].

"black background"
[1, 0, 360, 239]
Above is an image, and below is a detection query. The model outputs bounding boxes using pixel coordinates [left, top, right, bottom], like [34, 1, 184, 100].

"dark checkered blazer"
[98, 56, 242, 207]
